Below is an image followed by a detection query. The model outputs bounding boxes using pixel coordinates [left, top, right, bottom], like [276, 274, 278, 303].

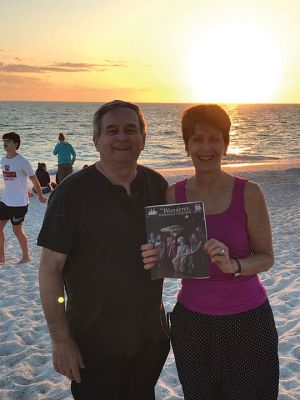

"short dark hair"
[181, 104, 231, 148]
[2, 131, 21, 149]
[38, 162, 46, 169]
[93, 100, 146, 139]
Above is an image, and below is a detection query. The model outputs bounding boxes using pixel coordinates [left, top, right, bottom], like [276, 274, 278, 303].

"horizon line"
[157, 160, 300, 175]
[0, 100, 300, 105]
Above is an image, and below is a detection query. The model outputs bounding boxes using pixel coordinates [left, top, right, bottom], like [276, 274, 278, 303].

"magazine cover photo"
[145, 201, 210, 280]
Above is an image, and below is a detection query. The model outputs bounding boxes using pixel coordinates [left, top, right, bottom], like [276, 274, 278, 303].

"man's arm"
[29, 175, 47, 203]
[39, 248, 84, 383]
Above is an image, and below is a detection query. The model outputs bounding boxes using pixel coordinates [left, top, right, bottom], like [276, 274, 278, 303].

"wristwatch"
[233, 258, 242, 277]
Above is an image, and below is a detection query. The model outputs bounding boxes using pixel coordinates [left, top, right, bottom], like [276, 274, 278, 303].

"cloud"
[0, 72, 150, 102]
[53, 62, 126, 68]
[0, 74, 41, 85]
[0, 64, 49, 73]
[0, 61, 127, 74]
[105, 59, 125, 64]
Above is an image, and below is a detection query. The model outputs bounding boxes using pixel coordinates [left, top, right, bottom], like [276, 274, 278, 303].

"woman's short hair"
[93, 100, 146, 139]
[181, 104, 231, 147]
[58, 132, 66, 141]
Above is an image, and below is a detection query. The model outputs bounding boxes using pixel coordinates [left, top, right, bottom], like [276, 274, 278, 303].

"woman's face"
[186, 122, 227, 172]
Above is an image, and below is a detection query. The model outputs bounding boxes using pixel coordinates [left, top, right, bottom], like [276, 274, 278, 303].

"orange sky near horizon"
[1, 0, 300, 104]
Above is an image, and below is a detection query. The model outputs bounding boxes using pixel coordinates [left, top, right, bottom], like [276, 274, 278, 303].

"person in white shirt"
[0, 132, 47, 264]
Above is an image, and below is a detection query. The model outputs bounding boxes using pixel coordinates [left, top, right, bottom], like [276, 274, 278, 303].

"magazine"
[145, 201, 210, 280]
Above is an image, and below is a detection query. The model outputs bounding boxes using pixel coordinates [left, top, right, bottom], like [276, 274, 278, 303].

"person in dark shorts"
[38, 101, 170, 400]
[0, 202, 28, 225]
[0, 132, 47, 264]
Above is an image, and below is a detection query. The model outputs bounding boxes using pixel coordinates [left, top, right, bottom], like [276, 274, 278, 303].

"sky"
[1, 0, 300, 103]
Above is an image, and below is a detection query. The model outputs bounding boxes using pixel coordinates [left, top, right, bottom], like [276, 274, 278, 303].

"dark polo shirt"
[38, 164, 168, 366]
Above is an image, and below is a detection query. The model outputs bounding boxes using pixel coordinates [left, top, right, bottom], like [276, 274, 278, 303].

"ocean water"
[0, 101, 299, 175]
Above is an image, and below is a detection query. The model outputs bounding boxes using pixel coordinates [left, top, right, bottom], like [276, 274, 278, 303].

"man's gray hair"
[93, 100, 147, 139]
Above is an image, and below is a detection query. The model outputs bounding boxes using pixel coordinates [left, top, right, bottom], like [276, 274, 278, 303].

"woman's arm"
[241, 181, 274, 275]
[70, 144, 76, 164]
[204, 181, 274, 276]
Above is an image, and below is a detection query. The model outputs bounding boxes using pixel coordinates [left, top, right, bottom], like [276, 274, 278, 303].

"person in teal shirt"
[53, 132, 76, 182]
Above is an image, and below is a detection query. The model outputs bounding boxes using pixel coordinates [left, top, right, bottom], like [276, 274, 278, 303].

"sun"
[186, 22, 283, 103]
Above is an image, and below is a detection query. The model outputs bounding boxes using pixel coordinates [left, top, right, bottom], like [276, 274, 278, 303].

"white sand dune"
[0, 165, 299, 399]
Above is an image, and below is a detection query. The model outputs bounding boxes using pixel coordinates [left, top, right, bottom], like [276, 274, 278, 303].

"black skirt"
[170, 300, 279, 400]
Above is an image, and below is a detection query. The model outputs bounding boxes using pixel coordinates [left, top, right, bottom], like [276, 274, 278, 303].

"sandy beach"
[0, 163, 299, 400]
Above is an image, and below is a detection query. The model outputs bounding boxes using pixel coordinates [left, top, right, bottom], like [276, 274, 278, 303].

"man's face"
[3, 139, 18, 155]
[93, 107, 145, 166]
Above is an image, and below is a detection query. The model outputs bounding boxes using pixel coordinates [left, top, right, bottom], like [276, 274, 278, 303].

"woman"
[142, 104, 279, 399]
[53, 132, 76, 182]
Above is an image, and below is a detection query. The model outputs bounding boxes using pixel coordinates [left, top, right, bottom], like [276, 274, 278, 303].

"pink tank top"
[175, 177, 267, 315]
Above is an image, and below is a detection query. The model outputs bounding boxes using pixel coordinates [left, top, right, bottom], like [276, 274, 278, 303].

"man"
[38, 100, 170, 400]
[0, 131, 47, 264]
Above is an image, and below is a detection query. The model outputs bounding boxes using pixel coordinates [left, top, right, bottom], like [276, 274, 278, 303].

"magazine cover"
[145, 201, 210, 280]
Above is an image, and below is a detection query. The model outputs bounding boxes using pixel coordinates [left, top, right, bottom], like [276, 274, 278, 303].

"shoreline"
[156, 159, 300, 176]
[0, 160, 299, 194]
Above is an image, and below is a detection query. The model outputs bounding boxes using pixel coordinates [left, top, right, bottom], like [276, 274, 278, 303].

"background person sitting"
[32, 162, 51, 194]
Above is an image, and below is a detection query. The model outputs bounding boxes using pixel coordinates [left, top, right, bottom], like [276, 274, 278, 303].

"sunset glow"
[0, 0, 299, 103]
[186, 22, 283, 103]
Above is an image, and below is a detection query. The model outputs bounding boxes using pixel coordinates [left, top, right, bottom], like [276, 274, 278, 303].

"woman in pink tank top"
[142, 104, 279, 399]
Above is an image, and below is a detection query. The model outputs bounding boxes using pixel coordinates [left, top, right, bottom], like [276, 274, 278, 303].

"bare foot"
[16, 257, 32, 265]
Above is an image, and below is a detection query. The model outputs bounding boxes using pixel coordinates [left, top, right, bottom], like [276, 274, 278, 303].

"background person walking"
[0, 132, 47, 264]
[53, 132, 76, 183]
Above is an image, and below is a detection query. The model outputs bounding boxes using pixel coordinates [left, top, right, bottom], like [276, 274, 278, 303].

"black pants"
[57, 163, 73, 183]
[71, 339, 170, 400]
[170, 301, 279, 400]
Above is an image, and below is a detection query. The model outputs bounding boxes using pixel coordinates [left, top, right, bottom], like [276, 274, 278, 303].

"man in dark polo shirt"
[38, 100, 170, 400]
